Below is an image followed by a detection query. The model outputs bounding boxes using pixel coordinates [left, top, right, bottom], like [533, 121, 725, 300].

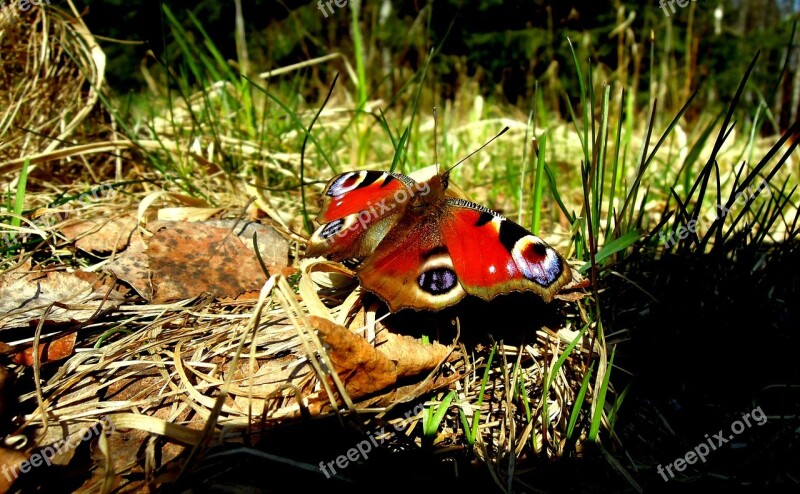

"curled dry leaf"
[0, 261, 122, 331]
[308, 315, 454, 400]
[554, 268, 589, 302]
[309, 315, 397, 398]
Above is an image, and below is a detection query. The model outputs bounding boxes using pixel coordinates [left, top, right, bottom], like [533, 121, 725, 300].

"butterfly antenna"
[433, 106, 439, 173]
[445, 125, 510, 176]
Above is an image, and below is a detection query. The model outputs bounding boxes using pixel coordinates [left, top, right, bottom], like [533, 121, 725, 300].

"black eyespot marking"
[418, 268, 458, 295]
[320, 219, 344, 239]
[530, 242, 547, 258]
[475, 212, 494, 227]
[498, 219, 530, 254]
[421, 246, 449, 259]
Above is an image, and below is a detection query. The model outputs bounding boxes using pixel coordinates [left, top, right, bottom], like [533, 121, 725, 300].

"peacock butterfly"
[304, 131, 572, 312]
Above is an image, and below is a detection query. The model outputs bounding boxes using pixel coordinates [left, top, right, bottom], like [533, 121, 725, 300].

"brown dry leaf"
[11, 332, 77, 366]
[379, 331, 454, 378]
[310, 316, 397, 398]
[105, 220, 288, 303]
[554, 268, 589, 302]
[147, 222, 268, 304]
[105, 231, 151, 300]
[203, 219, 289, 273]
[0, 261, 123, 330]
[60, 215, 138, 254]
[309, 316, 454, 400]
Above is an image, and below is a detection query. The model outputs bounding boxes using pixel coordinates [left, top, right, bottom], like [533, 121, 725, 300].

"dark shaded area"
[372, 290, 572, 348]
[608, 239, 800, 490]
[165, 409, 632, 493]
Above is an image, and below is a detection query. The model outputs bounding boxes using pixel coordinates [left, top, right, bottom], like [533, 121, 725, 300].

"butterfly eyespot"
[512, 236, 561, 286]
[523, 240, 548, 260]
[320, 219, 345, 239]
[418, 268, 458, 295]
[327, 171, 385, 197]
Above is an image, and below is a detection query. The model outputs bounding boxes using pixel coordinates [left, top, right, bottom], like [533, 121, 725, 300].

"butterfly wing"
[357, 209, 468, 312]
[441, 198, 571, 302]
[358, 197, 571, 311]
[305, 170, 418, 261]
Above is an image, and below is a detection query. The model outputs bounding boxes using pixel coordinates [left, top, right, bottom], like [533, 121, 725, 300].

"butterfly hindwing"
[356, 196, 570, 312]
[440, 198, 571, 303]
[357, 211, 468, 312]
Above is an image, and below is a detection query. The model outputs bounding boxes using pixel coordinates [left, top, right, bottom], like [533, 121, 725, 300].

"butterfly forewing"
[305, 167, 572, 312]
[305, 170, 416, 260]
[316, 171, 415, 223]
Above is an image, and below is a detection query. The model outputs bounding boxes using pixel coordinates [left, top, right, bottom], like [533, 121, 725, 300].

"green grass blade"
[578, 229, 640, 274]
[589, 345, 616, 442]
[243, 75, 336, 173]
[608, 383, 630, 437]
[423, 390, 456, 437]
[545, 323, 590, 391]
[566, 362, 594, 440]
[11, 158, 30, 230]
[299, 73, 341, 234]
[530, 132, 547, 235]
[390, 127, 410, 173]
[567, 37, 590, 169]
[468, 342, 497, 445]
[350, 0, 367, 110]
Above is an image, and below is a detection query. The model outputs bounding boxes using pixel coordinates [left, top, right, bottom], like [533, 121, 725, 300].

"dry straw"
[0, 0, 105, 175]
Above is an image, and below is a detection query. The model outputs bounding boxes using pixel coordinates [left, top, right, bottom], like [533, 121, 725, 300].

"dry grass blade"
[0, 1, 105, 172]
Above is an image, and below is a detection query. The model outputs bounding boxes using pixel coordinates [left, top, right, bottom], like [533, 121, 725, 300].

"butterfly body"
[305, 169, 571, 312]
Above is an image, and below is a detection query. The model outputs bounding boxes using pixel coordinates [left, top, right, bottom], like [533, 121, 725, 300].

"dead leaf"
[11, 332, 77, 366]
[309, 316, 454, 400]
[203, 219, 289, 272]
[0, 261, 123, 330]
[147, 222, 268, 304]
[310, 316, 397, 398]
[106, 220, 288, 303]
[379, 331, 455, 378]
[554, 268, 589, 302]
[60, 215, 138, 254]
[105, 232, 151, 300]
